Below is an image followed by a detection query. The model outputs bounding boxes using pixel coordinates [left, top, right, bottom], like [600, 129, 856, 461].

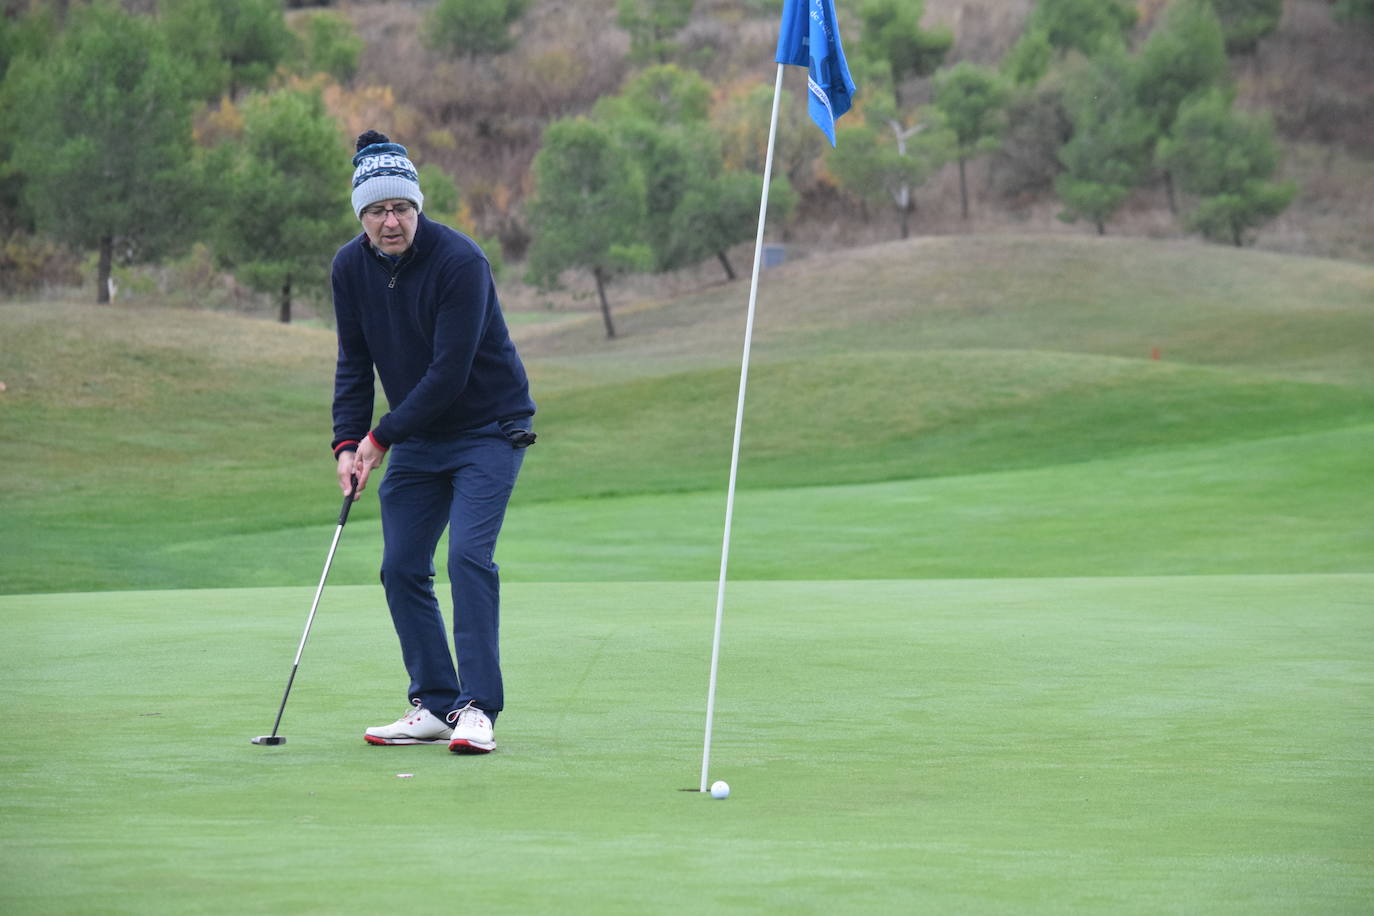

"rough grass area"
[518, 236, 1374, 385]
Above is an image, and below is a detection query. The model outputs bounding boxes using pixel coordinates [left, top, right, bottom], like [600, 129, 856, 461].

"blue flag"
[775, 0, 857, 146]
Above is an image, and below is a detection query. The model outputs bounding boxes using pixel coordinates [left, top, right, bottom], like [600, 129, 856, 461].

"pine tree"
[856, 0, 952, 107]
[1002, 0, 1135, 86]
[1055, 43, 1156, 235]
[526, 119, 651, 338]
[1157, 89, 1296, 246]
[1134, 0, 1230, 212]
[211, 88, 353, 322]
[933, 62, 1011, 220]
[616, 0, 694, 65]
[160, 0, 294, 101]
[1209, 0, 1283, 54]
[426, 0, 530, 58]
[7, 2, 199, 303]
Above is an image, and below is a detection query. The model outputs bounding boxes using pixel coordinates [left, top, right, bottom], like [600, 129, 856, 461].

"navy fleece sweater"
[330, 213, 534, 454]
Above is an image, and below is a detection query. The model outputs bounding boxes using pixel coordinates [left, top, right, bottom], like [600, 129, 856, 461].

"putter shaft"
[252, 480, 357, 745]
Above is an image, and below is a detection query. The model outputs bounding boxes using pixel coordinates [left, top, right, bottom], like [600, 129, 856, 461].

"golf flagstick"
[252, 477, 358, 746]
[699, 63, 786, 793]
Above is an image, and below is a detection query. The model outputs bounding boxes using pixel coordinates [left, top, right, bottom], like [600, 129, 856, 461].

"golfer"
[331, 130, 535, 753]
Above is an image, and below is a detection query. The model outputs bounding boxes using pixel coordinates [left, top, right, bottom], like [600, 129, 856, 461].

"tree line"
[1, 0, 364, 317]
[2, 0, 1366, 325]
[524, 0, 1313, 333]
[826, 0, 1300, 244]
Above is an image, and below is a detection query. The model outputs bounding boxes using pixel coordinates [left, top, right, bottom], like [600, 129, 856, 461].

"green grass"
[106, 421, 1374, 590]
[3, 236, 1372, 593]
[525, 350, 1374, 500]
[1, 235, 1372, 912]
[2, 577, 1370, 914]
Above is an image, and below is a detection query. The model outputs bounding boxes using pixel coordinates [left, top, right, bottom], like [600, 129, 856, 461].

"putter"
[251, 477, 358, 746]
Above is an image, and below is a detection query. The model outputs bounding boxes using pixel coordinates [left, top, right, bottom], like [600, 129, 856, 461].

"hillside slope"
[517, 235, 1374, 500]
[1, 236, 1370, 592]
[520, 235, 1374, 383]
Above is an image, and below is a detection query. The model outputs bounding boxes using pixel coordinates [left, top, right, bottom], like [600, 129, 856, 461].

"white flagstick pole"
[700, 62, 787, 794]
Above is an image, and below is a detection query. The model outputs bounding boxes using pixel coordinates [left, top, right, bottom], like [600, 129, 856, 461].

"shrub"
[0, 232, 82, 295]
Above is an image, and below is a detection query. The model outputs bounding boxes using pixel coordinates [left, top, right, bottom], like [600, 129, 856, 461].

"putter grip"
[338, 476, 358, 525]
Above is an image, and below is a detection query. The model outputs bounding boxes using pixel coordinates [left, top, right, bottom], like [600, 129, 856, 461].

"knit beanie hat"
[351, 130, 424, 218]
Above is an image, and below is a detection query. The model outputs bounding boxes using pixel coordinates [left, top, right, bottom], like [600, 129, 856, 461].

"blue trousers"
[377, 422, 525, 724]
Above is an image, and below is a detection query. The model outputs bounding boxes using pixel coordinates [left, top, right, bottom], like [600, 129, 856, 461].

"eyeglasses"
[360, 201, 416, 221]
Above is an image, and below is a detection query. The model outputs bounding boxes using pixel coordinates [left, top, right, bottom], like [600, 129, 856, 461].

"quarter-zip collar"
[374, 245, 413, 288]
[362, 212, 433, 287]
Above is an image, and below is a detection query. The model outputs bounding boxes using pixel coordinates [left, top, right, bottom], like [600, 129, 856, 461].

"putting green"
[2, 576, 1369, 913]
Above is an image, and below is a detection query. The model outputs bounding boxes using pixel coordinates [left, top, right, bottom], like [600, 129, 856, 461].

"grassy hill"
[1, 235, 1371, 594]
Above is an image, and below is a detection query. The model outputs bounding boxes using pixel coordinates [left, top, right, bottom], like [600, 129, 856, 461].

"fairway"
[1, 577, 1370, 914]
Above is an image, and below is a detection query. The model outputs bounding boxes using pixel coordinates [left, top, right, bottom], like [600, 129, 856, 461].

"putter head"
[250, 736, 286, 746]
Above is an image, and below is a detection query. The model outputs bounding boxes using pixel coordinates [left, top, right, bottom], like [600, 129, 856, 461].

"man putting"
[330, 130, 535, 753]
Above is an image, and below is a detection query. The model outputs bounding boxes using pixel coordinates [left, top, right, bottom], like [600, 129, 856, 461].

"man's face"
[360, 199, 418, 256]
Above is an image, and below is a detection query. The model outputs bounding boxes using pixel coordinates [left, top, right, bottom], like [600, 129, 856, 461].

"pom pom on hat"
[351, 129, 424, 218]
[356, 129, 390, 152]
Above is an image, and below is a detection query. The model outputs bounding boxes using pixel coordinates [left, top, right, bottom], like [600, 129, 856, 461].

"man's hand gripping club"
[338, 435, 386, 500]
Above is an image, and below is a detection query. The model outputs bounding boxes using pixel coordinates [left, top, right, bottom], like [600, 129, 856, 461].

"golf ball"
[710, 780, 730, 800]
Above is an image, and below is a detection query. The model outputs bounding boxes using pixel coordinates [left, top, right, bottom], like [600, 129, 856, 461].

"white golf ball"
[710, 780, 730, 799]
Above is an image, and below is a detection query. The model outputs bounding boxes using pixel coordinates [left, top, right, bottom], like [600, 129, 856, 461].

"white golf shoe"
[364, 701, 453, 746]
[446, 703, 496, 754]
